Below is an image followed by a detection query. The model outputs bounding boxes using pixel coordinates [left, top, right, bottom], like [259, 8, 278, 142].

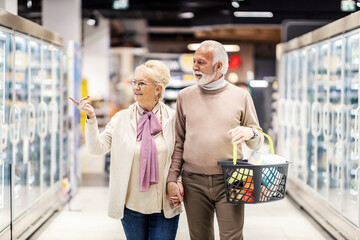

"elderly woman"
[69, 60, 182, 240]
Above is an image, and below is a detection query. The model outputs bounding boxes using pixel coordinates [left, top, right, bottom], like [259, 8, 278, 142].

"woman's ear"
[156, 85, 162, 95]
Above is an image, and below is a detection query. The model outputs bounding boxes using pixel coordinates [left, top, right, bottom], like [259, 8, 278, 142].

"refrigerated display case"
[277, 11, 360, 239]
[0, 9, 64, 240]
[64, 41, 81, 198]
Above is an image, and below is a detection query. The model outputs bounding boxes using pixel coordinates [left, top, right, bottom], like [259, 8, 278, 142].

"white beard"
[193, 70, 217, 85]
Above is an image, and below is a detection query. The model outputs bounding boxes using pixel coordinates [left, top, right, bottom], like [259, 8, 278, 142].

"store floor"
[29, 145, 333, 240]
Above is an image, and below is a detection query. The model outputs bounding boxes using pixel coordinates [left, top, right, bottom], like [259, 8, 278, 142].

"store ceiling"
[81, 0, 349, 26]
[18, 0, 351, 46]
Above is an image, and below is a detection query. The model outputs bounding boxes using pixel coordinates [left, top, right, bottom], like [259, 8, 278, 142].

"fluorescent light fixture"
[341, 0, 356, 11]
[234, 11, 273, 18]
[87, 19, 96, 26]
[178, 12, 194, 19]
[113, 0, 129, 10]
[249, 80, 269, 88]
[187, 43, 240, 52]
[232, 1, 240, 8]
[27, 0, 32, 8]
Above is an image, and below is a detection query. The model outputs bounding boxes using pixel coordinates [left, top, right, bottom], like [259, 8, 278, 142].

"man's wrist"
[250, 127, 258, 140]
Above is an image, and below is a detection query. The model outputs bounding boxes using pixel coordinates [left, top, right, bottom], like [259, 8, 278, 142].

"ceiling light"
[178, 12, 194, 19]
[87, 19, 96, 26]
[234, 11, 273, 18]
[341, 0, 356, 11]
[27, 0, 32, 8]
[232, 1, 240, 8]
[87, 14, 98, 26]
[113, 0, 129, 10]
[187, 43, 240, 52]
[249, 80, 269, 88]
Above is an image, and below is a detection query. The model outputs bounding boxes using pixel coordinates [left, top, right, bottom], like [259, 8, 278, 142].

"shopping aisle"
[29, 186, 332, 240]
[28, 145, 333, 240]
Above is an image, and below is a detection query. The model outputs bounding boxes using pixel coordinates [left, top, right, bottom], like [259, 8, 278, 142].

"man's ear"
[216, 62, 223, 72]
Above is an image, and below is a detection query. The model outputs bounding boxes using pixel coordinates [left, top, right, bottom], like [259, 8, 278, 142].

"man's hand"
[167, 181, 184, 208]
[227, 126, 254, 145]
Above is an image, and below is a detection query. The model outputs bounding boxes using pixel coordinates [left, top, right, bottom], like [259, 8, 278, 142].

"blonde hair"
[134, 60, 170, 100]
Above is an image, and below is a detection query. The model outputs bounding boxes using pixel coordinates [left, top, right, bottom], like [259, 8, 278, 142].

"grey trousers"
[182, 170, 244, 240]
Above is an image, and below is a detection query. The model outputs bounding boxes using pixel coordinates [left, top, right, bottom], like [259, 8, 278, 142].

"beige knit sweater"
[167, 82, 264, 182]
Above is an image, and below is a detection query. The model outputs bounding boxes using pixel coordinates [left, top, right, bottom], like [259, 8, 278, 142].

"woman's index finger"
[68, 97, 79, 105]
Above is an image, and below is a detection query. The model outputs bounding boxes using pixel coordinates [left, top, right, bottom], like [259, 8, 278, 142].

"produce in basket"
[227, 168, 253, 184]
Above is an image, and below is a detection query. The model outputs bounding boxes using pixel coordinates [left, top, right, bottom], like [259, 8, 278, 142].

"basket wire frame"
[219, 161, 288, 204]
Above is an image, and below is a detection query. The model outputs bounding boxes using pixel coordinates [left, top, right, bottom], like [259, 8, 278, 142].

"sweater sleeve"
[167, 92, 185, 182]
[242, 92, 264, 150]
[85, 114, 117, 156]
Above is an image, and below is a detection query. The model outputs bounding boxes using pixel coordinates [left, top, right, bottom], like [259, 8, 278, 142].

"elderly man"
[166, 40, 264, 240]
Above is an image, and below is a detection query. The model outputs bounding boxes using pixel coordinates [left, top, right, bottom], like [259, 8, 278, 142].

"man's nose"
[193, 63, 198, 71]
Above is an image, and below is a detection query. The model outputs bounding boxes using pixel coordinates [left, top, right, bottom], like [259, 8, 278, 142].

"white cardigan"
[85, 102, 182, 219]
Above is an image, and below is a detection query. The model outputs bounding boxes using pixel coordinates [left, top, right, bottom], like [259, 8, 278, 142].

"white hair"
[134, 60, 170, 100]
[199, 40, 229, 75]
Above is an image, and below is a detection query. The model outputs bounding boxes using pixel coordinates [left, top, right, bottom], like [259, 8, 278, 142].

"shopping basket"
[218, 131, 289, 204]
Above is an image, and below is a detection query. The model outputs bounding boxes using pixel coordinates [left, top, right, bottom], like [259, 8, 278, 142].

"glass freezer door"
[52, 47, 61, 184]
[343, 31, 359, 226]
[29, 38, 41, 203]
[42, 43, 51, 191]
[306, 46, 317, 189]
[12, 34, 31, 219]
[326, 37, 343, 211]
[0, 28, 11, 234]
[47, 45, 61, 186]
[314, 41, 328, 198]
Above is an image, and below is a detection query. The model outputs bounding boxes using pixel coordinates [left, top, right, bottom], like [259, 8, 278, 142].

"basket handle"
[232, 129, 274, 165]
[258, 130, 274, 154]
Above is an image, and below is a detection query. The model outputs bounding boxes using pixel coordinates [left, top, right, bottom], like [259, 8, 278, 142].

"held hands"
[167, 181, 184, 208]
[69, 96, 96, 119]
[227, 126, 254, 145]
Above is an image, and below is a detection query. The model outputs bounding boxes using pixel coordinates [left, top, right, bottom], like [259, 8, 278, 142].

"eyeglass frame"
[131, 80, 158, 88]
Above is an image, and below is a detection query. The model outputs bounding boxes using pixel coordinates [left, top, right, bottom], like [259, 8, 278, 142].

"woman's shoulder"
[111, 103, 136, 119]
[160, 102, 175, 116]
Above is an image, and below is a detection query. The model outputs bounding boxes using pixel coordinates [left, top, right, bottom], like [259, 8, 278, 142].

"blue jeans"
[121, 207, 179, 240]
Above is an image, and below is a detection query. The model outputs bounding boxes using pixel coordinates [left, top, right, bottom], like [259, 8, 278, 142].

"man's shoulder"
[179, 84, 199, 96]
[224, 81, 251, 97]
[180, 84, 198, 92]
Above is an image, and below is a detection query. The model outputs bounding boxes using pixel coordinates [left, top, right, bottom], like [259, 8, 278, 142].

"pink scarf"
[137, 111, 162, 192]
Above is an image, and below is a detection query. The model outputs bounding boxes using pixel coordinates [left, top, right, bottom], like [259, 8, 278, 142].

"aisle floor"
[29, 145, 333, 240]
[30, 185, 332, 240]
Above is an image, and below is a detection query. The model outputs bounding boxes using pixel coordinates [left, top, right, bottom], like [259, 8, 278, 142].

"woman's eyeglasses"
[131, 80, 157, 88]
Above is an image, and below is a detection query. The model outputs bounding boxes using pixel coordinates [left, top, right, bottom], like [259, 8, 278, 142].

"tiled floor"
[28, 144, 333, 240]
[30, 186, 331, 240]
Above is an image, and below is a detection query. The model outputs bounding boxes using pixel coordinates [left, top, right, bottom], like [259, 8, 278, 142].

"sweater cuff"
[166, 171, 179, 183]
[86, 116, 97, 124]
